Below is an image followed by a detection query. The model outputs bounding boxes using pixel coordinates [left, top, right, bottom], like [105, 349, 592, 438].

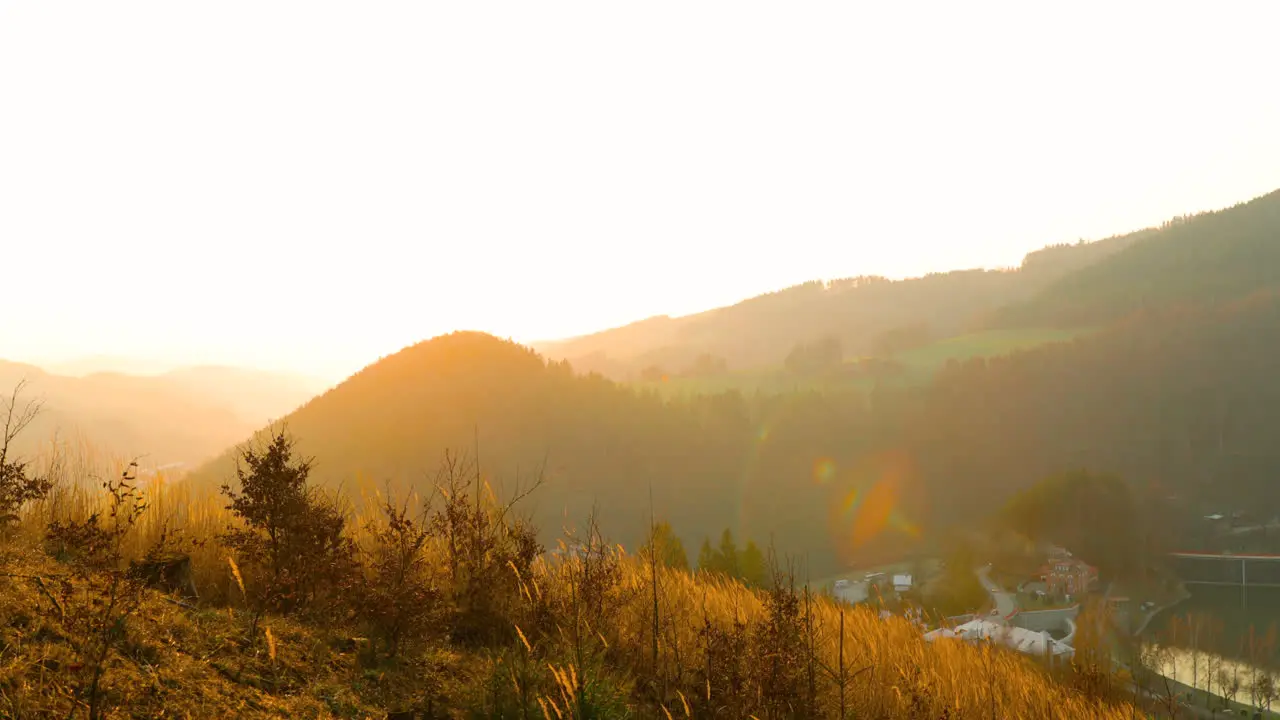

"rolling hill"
[532, 232, 1141, 381]
[185, 331, 935, 575]
[187, 294, 1280, 580]
[536, 190, 1280, 388]
[185, 187, 1280, 578]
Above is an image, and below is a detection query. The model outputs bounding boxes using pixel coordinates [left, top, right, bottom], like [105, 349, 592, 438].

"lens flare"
[813, 458, 836, 484]
[839, 487, 859, 515]
[827, 450, 926, 566]
[890, 511, 921, 538]
[850, 475, 897, 548]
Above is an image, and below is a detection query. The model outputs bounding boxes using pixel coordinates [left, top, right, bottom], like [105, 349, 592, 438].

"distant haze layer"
[2, 2, 1279, 379]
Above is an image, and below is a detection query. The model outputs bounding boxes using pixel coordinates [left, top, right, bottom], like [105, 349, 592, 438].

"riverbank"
[1133, 581, 1280, 719]
[1132, 582, 1191, 637]
[1134, 666, 1280, 719]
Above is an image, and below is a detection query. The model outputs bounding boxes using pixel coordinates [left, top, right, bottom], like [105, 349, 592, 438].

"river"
[1142, 585, 1280, 710]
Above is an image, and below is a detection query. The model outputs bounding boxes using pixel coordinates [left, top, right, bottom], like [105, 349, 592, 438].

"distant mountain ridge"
[535, 190, 1280, 380]
[38, 355, 182, 377]
[0, 360, 324, 469]
[532, 236, 1137, 380]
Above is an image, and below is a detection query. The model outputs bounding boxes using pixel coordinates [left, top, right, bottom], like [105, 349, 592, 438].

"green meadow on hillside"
[630, 327, 1089, 398]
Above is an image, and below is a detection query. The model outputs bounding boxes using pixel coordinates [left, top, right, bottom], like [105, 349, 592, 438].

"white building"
[924, 618, 1073, 659]
[832, 578, 869, 604]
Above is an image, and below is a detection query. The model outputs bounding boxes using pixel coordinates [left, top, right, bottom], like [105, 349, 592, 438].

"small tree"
[717, 528, 740, 578]
[1258, 673, 1277, 712]
[639, 520, 688, 570]
[1218, 667, 1240, 708]
[740, 540, 768, 588]
[752, 559, 806, 716]
[220, 428, 355, 629]
[696, 538, 717, 574]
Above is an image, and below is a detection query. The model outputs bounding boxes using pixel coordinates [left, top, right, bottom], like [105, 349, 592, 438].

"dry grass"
[590, 561, 1135, 719]
[1, 441, 1143, 718]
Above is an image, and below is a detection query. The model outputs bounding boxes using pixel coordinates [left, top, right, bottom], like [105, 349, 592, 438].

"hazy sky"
[3, 2, 1278, 382]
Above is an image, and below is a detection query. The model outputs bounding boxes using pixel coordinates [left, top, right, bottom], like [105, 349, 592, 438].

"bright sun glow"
[2, 1, 1279, 382]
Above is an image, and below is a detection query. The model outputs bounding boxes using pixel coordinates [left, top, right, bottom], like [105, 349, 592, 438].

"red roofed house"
[1040, 558, 1098, 597]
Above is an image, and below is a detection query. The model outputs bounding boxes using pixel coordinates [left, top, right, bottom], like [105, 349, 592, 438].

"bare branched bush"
[43, 463, 184, 720]
[355, 487, 444, 658]
[0, 380, 52, 531]
[559, 511, 629, 645]
[428, 450, 542, 647]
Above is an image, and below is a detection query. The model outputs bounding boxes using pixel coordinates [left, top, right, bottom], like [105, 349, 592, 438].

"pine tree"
[697, 538, 719, 573]
[717, 528, 740, 578]
[740, 540, 767, 587]
[641, 521, 689, 570]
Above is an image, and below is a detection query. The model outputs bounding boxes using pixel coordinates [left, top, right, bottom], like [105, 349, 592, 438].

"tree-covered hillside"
[908, 289, 1280, 528]
[185, 189, 1280, 579]
[991, 189, 1280, 328]
[189, 284, 1280, 580]
[534, 232, 1139, 380]
[538, 190, 1280, 389]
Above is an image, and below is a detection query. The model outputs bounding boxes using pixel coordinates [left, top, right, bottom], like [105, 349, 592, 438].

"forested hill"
[533, 232, 1137, 380]
[537, 190, 1280, 382]
[990, 189, 1280, 328]
[185, 331, 914, 574]
[190, 285, 1280, 578]
[187, 190, 1280, 576]
[909, 289, 1280, 529]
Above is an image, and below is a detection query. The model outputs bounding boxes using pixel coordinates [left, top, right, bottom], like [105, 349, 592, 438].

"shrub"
[219, 428, 356, 627]
[44, 463, 183, 720]
[0, 381, 52, 530]
[428, 451, 542, 647]
[357, 489, 443, 658]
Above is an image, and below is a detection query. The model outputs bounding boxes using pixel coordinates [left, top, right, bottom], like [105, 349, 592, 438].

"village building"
[1039, 557, 1098, 597]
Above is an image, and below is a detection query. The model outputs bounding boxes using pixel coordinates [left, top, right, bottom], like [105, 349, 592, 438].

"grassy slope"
[0, 472, 1142, 719]
[0, 544, 471, 719]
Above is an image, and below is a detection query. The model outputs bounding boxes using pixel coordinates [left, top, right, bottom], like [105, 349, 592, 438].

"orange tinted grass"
[12, 441, 1137, 718]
